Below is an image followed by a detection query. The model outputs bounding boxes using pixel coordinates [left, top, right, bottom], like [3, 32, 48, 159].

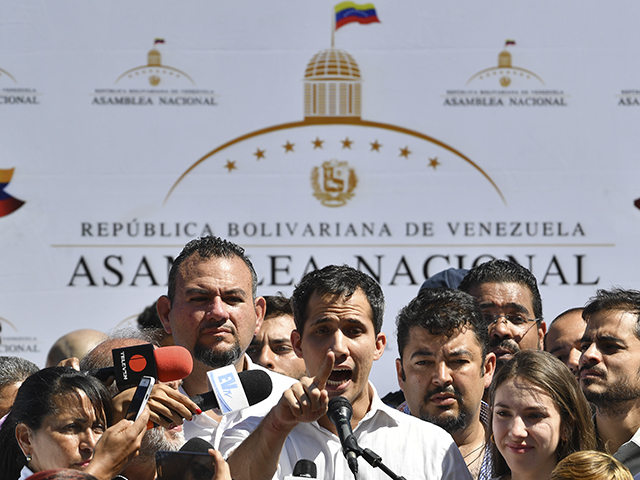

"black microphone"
[189, 369, 273, 411]
[293, 460, 317, 478]
[283, 459, 317, 479]
[327, 396, 360, 476]
[179, 437, 214, 453]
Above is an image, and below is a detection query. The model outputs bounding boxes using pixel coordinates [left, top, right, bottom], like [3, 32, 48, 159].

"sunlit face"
[396, 326, 494, 435]
[19, 391, 106, 473]
[247, 314, 307, 379]
[579, 309, 640, 410]
[0, 382, 20, 418]
[292, 289, 386, 412]
[492, 378, 562, 478]
[159, 255, 265, 369]
[468, 282, 545, 369]
[545, 311, 585, 377]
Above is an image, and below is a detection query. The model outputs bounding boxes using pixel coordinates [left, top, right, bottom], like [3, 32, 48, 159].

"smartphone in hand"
[125, 375, 155, 421]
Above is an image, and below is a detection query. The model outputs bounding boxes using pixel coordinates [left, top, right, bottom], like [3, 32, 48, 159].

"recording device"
[327, 396, 361, 476]
[157, 437, 215, 480]
[283, 460, 318, 479]
[86, 344, 193, 389]
[125, 375, 155, 420]
[189, 369, 273, 412]
[156, 451, 214, 480]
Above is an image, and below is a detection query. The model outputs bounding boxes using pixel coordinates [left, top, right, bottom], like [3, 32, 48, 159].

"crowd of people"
[0, 235, 639, 480]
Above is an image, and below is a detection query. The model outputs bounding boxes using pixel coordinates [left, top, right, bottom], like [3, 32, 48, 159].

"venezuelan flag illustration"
[0, 168, 25, 217]
[335, 2, 380, 30]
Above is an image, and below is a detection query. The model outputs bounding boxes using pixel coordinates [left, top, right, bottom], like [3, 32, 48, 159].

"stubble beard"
[584, 376, 640, 416]
[194, 338, 243, 369]
[418, 387, 469, 434]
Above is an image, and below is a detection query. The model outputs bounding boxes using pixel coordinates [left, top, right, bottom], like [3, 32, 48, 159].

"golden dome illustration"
[305, 48, 361, 80]
[304, 48, 361, 120]
[498, 50, 512, 68]
[148, 49, 161, 67]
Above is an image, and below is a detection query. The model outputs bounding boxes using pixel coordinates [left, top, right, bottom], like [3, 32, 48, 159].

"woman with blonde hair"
[550, 451, 632, 480]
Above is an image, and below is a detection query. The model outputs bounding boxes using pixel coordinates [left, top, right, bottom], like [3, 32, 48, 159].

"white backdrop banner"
[1, 1, 639, 394]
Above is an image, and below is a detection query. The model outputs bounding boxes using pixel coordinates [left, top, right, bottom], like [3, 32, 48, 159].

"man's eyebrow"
[548, 345, 567, 355]
[479, 301, 530, 315]
[446, 348, 474, 357]
[595, 334, 625, 344]
[409, 349, 434, 359]
[268, 338, 292, 345]
[185, 287, 210, 296]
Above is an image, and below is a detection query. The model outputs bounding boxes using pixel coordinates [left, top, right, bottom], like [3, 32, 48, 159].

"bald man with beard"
[81, 337, 199, 480]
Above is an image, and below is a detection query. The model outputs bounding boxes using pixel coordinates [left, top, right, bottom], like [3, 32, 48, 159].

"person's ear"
[395, 358, 405, 389]
[373, 333, 387, 361]
[483, 352, 497, 389]
[292, 329, 303, 358]
[156, 296, 173, 334]
[15, 423, 34, 457]
[253, 296, 266, 336]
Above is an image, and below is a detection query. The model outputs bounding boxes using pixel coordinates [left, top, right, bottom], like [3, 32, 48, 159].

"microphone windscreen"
[239, 369, 273, 404]
[292, 459, 317, 478]
[328, 395, 352, 416]
[154, 346, 193, 382]
[179, 437, 214, 453]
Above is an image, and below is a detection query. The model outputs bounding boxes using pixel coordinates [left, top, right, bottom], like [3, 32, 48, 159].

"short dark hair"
[291, 265, 385, 335]
[396, 288, 489, 363]
[263, 294, 293, 320]
[167, 236, 258, 302]
[583, 288, 640, 339]
[458, 259, 543, 320]
[0, 356, 39, 390]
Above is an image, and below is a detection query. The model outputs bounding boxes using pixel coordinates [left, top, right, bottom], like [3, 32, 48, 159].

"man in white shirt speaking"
[224, 265, 470, 480]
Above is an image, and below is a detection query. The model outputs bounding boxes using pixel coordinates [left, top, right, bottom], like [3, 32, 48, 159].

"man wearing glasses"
[458, 259, 545, 370]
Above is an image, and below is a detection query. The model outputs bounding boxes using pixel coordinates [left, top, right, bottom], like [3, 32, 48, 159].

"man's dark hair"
[0, 356, 39, 389]
[264, 294, 293, 321]
[167, 236, 258, 302]
[583, 288, 640, 338]
[458, 259, 543, 320]
[396, 288, 489, 363]
[291, 265, 385, 335]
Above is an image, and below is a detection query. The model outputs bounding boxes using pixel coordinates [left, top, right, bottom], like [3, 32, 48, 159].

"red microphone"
[88, 344, 193, 389]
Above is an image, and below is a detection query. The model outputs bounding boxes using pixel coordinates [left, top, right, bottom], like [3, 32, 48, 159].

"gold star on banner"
[370, 140, 382, 152]
[283, 141, 295, 153]
[399, 146, 412, 158]
[341, 137, 353, 149]
[225, 160, 237, 172]
[253, 148, 266, 160]
[312, 137, 324, 149]
[429, 157, 440, 169]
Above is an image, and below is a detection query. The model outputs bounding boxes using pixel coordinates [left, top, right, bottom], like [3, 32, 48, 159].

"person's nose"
[432, 361, 453, 387]
[329, 330, 349, 360]
[79, 428, 100, 455]
[490, 316, 514, 340]
[579, 342, 599, 369]
[567, 347, 582, 374]
[508, 415, 527, 440]
[206, 296, 229, 321]
[258, 346, 276, 370]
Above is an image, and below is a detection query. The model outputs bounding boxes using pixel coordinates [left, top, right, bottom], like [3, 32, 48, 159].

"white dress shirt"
[220, 384, 472, 480]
